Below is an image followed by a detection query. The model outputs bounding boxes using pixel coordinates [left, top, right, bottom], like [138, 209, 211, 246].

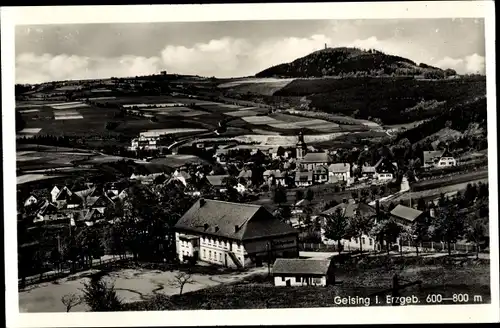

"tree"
[431, 205, 465, 256]
[16, 111, 26, 132]
[305, 189, 314, 202]
[61, 293, 82, 312]
[81, 273, 122, 311]
[273, 186, 287, 205]
[295, 190, 304, 203]
[465, 215, 486, 259]
[345, 211, 374, 253]
[323, 208, 348, 254]
[169, 272, 194, 295]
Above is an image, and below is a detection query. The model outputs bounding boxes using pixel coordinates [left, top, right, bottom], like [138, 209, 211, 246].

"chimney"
[204, 223, 209, 231]
[234, 225, 239, 232]
[200, 198, 206, 207]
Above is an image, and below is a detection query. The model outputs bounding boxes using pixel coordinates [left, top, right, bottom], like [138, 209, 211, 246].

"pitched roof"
[295, 171, 313, 182]
[175, 199, 297, 241]
[423, 150, 445, 163]
[390, 205, 423, 222]
[264, 169, 284, 178]
[314, 165, 328, 174]
[321, 201, 377, 218]
[301, 152, 332, 163]
[273, 258, 332, 275]
[328, 163, 350, 173]
[238, 169, 253, 179]
[206, 175, 229, 187]
[362, 166, 376, 173]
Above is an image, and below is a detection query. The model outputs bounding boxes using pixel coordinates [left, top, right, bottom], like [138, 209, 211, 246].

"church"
[296, 130, 332, 170]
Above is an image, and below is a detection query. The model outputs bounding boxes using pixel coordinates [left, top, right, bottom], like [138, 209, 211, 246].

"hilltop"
[256, 47, 452, 79]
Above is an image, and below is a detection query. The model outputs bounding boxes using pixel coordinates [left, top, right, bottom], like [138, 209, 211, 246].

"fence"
[299, 242, 485, 255]
[18, 255, 133, 288]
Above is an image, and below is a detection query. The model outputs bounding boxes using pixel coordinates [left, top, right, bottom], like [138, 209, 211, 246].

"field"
[217, 78, 296, 96]
[16, 99, 209, 138]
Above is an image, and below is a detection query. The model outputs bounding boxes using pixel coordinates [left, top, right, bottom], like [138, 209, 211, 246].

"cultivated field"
[217, 78, 296, 96]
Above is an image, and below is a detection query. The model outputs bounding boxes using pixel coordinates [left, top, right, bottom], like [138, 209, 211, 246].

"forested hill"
[256, 47, 454, 79]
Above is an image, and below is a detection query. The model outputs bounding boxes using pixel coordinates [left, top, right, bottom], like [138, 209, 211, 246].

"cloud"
[435, 53, 485, 74]
[16, 34, 485, 84]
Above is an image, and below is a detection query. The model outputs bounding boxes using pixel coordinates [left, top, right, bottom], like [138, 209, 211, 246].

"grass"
[122, 255, 490, 310]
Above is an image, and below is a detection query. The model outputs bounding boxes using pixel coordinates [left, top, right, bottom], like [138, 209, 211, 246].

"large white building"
[174, 199, 299, 268]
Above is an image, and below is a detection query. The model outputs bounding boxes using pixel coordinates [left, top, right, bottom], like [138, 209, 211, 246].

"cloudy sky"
[15, 18, 485, 84]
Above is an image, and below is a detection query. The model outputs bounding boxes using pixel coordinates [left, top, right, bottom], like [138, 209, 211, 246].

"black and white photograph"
[2, 2, 498, 327]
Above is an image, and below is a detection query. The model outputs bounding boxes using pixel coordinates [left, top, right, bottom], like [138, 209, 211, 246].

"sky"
[15, 18, 485, 84]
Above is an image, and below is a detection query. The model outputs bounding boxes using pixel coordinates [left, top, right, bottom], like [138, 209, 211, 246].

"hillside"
[256, 47, 450, 79]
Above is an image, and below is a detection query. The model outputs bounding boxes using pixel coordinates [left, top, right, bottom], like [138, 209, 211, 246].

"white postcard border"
[2, 1, 498, 327]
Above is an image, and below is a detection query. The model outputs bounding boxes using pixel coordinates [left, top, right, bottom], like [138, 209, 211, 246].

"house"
[174, 199, 299, 268]
[263, 169, 286, 186]
[50, 186, 61, 202]
[273, 258, 334, 287]
[313, 165, 329, 184]
[320, 200, 378, 251]
[295, 171, 313, 187]
[390, 205, 426, 227]
[361, 165, 376, 178]
[24, 195, 38, 207]
[237, 168, 253, 185]
[206, 175, 230, 192]
[436, 152, 457, 168]
[328, 163, 351, 183]
[374, 157, 397, 181]
[167, 169, 191, 187]
[34, 201, 60, 223]
[299, 152, 333, 171]
[423, 150, 444, 168]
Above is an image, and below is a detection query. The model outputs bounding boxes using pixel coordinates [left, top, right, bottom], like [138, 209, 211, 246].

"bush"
[81, 273, 122, 311]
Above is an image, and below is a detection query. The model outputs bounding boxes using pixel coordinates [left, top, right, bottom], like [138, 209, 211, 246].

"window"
[313, 277, 322, 284]
[209, 250, 212, 259]
[295, 277, 300, 283]
[281, 277, 286, 282]
[362, 237, 365, 245]
[354, 238, 358, 244]
[369, 238, 373, 246]
[219, 253, 222, 262]
[203, 249, 206, 258]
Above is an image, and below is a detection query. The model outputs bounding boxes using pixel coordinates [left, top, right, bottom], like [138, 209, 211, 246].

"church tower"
[296, 130, 307, 160]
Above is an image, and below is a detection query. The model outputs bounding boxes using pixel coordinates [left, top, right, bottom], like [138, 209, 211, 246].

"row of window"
[201, 237, 242, 250]
[281, 276, 322, 283]
[201, 249, 243, 264]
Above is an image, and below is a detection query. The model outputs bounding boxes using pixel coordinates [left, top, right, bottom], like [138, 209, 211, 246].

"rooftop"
[273, 258, 332, 275]
[321, 201, 377, 218]
[301, 152, 332, 163]
[175, 199, 297, 241]
[390, 205, 423, 222]
[328, 163, 350, 173]
[206, 175, 229, 187]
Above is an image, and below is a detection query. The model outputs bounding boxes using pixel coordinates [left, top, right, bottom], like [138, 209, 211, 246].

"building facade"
[273, 258, 334, 287]
[175, 199, 299, 268]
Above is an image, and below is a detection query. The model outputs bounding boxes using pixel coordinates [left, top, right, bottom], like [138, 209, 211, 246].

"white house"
[50, 186, 61, 203]
[328, 163, 351, 182]
[24, 195, 38, 207]
[272, 258, 334, 287]
[174, 199, 299, 268]
[436, 156, 457, 168]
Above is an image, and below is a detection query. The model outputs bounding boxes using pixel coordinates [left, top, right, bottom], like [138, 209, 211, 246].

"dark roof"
[92, 195, 114, 208]
[423, 150, 445, 163]
[295, 171, 313, 182]
[301, 152, 332, 163]
[390, 205, 423, 222]
[273, 258, 332, 275]
[322, 201, 377, 218]
[55, 186, 72, 201]
[175, 199, 297, 241]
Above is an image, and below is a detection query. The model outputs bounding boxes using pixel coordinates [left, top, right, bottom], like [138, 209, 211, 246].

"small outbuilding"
[272, 258, 334, 287]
